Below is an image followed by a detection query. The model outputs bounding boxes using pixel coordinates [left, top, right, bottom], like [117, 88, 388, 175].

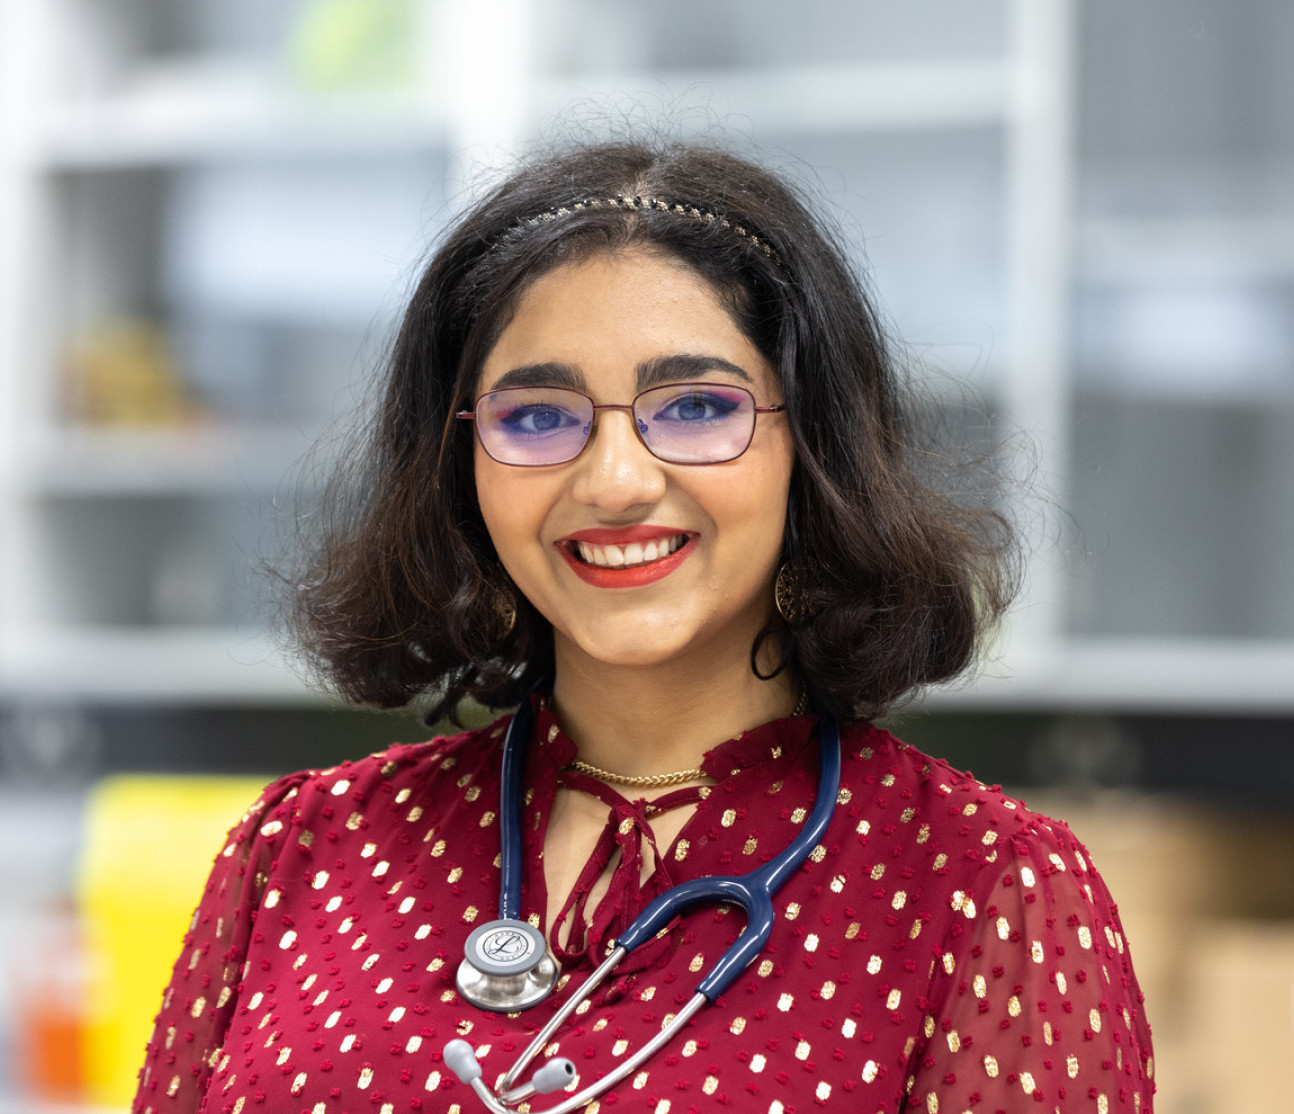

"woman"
[133, 140, 1153, 1113]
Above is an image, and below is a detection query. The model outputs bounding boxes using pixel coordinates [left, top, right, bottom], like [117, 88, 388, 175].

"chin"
[558, 606, 763, 674]
[567, 635, 693, 670]
[555, 613, 695, 667]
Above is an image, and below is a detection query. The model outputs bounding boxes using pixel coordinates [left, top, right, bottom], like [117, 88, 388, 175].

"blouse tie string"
[549, 776, 704, 978]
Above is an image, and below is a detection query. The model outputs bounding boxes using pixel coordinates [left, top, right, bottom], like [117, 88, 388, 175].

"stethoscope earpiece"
[456, 918, 560, 1013]
[445, 1036, 577, 1112]
[442, 1038, 484, 1082]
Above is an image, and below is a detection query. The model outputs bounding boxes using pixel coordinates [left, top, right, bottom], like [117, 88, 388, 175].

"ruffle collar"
[529, 694, 819, 790]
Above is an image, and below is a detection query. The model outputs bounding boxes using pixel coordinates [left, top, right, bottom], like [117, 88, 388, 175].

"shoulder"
[218, 713, 513, 856]
[844, 732, 1158, 1110]
[836, 720, 1142, 981]
[837, 720, 1100, 902]
[839, 718, 1053, 830]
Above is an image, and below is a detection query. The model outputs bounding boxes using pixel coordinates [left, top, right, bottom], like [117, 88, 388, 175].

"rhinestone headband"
[513, 195, 781, 264]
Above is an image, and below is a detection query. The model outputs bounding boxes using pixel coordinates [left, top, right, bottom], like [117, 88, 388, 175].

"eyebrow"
[636, 354, 754, 391]
[485, 353, 754, 394]
[487, 362, 586, 391]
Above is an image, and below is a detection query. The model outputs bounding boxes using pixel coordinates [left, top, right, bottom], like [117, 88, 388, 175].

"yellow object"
[289, 0, 416, 91]
[62, 319, 201, 427]
[77, 775, 269, 1107]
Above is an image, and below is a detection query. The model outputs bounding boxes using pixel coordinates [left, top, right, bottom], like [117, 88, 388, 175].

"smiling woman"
[132, 140, 1155, 1114]
[470, 248, 795, 719]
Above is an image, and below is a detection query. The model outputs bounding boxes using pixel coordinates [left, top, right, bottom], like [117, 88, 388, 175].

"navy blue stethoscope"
[443, 692, 842, 1113]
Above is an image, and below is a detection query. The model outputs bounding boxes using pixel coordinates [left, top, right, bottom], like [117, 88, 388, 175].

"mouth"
[556, 528, 697, 588]
[568, 533, 690, 570]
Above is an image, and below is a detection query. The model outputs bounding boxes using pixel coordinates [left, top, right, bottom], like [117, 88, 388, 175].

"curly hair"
[288, 138, 1018, 722]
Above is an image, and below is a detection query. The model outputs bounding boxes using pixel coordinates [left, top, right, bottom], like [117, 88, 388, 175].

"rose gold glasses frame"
[456, 382, 786, 467]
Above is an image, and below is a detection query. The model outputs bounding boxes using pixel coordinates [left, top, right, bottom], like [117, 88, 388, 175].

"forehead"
[477, 248, 776, 395]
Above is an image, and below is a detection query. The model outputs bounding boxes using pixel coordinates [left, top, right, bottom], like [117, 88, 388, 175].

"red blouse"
[133, 704, 1154, 1113]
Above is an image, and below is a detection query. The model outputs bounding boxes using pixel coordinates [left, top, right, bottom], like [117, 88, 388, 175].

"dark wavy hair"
[288, 138, 1018, 723]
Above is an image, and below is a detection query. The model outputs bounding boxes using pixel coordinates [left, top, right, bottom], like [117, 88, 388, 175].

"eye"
[651, 387, 744, 424]
[497, 402, 584, 436]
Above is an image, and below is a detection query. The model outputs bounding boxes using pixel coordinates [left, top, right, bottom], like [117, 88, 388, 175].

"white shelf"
[0, 625, 318, 703]
[22, 424, 321, 496]
[33, 58, 1013, 172]
[1078, 215, 1294, 283]
[535, 60, 1013, 135]
[3, 626, 1289, 713]
[926, 638, 1294, 714]
[38, 62, 450, 168]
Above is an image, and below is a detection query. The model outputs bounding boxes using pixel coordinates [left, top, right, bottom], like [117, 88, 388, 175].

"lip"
[556, 527, 697, 589]
[562, 525, 688, 545]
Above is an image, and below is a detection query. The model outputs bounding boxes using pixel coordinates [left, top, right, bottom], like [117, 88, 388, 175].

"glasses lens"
[474, 388, 592, 465]
[633, 383, 756, 463]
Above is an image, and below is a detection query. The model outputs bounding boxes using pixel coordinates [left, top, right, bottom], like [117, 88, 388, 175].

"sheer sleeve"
[908, 816, 1155, 1113]
[131, 772, 309, 1114]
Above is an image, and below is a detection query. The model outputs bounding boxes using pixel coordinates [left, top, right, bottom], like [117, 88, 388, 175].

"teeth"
[574, 534, 686, 569]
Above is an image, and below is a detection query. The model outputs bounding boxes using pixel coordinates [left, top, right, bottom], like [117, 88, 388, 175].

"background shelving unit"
[5, 0, 1292, 711]
[2, 2, 1283, 714]
[0, 0, 1038, 706]
[0, 0, 460, 703]
[1057, 0, 1294, 709]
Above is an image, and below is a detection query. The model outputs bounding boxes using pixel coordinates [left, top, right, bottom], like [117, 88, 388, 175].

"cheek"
[740, 433, 795, 539]
[474, 449, 556, 570]
[474, 449, 521, 556]
[699, 449, 794, 561]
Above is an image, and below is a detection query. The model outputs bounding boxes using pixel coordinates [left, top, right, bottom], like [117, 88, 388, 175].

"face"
[472, 247, 794, 677]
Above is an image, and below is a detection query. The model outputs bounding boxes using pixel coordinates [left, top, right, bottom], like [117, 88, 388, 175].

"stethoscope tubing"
[497, 693, 531, 922]
[474, 696, 842, 1110]
[496, 695, 840, 958]
[605, 708, 840, 1000]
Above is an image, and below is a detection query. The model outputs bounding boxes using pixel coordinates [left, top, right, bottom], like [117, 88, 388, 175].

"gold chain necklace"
[567, 760, 704, 788]
[565, 691, 807, 788]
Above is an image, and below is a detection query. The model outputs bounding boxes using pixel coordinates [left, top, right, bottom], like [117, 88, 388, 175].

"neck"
[549, 638, 798, 778]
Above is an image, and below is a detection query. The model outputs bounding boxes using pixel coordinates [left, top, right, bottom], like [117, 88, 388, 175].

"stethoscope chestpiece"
[456, 918, 560, 1013]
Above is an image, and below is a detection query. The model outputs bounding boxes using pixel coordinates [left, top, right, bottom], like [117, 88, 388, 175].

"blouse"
[132, 702, 1154, 1113]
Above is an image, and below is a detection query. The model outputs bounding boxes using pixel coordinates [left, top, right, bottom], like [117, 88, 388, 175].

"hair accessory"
[515, 195, 781, 263]
[774, 563, 812, 624]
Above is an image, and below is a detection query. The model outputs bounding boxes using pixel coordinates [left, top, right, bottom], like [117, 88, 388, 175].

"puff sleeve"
[907, 817, 1155, 1113]
[131, 772, 310, 1114]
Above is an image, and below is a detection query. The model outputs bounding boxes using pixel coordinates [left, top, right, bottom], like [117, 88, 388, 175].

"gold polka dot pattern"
[132, 703, 1153, 1112]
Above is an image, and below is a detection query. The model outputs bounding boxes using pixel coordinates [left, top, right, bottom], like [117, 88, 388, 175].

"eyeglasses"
[458, 382, 785, 467]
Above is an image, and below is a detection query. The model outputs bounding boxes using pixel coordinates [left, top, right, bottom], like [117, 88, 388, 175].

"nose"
[569, 406, 667, 512]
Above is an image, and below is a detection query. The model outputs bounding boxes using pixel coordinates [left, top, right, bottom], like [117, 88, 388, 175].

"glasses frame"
[457, 381, 785, 467]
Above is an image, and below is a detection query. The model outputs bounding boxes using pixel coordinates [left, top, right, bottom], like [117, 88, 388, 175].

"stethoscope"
[443, 692, 842, 1113]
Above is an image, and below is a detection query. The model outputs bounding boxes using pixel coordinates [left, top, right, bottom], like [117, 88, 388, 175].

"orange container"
[12, 904, 87, 1101]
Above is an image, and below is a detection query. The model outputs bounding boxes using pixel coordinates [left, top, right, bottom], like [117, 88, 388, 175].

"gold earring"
[487, 577, 518, 639]
[774, 563, 810, 624]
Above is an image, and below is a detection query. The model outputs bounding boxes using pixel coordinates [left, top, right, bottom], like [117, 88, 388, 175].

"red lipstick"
[557, 527, 696, 589]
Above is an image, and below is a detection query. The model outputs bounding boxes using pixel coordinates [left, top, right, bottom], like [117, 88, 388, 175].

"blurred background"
[0, 0, 1291, 1109]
